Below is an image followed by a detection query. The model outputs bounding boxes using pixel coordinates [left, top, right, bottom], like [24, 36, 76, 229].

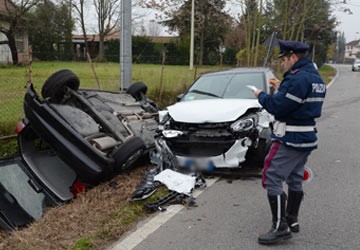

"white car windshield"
[183, 72, 265, 101]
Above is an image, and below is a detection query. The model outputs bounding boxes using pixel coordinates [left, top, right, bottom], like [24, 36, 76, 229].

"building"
[0, 0, 29, 64]
[71, 31, 121, 59]
[345, 40, 360, 62]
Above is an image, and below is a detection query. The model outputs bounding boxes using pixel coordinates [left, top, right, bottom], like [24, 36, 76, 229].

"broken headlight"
[230, 114, 258, 132]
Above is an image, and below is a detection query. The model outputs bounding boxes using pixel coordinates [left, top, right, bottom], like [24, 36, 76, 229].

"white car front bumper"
[174, 137, 252, 169]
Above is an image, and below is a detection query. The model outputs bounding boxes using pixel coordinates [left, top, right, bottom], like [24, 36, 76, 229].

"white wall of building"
[0, 32, 12, 64]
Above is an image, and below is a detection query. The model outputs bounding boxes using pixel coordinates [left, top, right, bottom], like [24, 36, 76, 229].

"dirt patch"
[0, 165, 153, 250]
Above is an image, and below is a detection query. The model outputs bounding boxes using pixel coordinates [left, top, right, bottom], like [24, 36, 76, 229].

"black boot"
[258, 193, 292, 244]
[286, 190, 304, 233]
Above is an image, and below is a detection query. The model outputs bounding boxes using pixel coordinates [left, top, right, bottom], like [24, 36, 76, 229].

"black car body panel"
[24, 85, 112, 184]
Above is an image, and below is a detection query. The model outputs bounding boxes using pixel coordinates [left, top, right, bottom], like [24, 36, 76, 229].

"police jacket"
[258, 57, 326, 151]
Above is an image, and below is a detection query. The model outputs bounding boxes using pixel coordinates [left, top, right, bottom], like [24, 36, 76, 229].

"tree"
[27, 1, 74, 60]
[161, 0, 233, 65]
[66, 0, 90, 57]
[237, 0, 266, 66]
[303, 0, 337, 65]
[335, 31, 346, 63]
[0, 0, 41, 65]
[93, 0, 120, 61]
[231, 0, 341, 66]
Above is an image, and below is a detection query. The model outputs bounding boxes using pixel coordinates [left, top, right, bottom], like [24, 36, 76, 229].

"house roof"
[346, 40, 360, 46]
[72, 33, 119, 43]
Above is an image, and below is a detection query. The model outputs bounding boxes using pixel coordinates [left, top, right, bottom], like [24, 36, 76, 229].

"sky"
[333, 0, 360, 42]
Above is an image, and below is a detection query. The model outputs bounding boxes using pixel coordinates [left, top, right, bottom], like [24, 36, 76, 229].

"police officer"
[250, 40, 326, 244]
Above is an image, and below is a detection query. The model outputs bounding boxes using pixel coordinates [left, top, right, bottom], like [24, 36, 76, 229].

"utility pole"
[189, 0, 195, 70]
[120, 0, 132, 90]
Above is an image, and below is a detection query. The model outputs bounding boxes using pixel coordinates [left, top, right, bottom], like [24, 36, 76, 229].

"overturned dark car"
[22, 70, 158, 185]
[0, 70, 158, 231]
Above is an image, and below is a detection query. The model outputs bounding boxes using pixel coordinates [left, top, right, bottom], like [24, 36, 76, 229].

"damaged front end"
[152, 108, 273, 171]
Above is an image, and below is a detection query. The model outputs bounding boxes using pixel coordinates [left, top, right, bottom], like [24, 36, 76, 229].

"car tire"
[112, 137, 146, 172]
[41, 69, 80, 103]
[126, 81, 148, 101]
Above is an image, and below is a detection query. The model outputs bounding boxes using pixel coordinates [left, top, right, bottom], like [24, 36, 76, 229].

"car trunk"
[0, 157, 51, 231]
[0, 125, 77, 232]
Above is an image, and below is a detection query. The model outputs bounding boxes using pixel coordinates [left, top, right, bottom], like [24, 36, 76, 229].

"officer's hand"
[269, 77, 281, 90]
[250, 87, 262, 98]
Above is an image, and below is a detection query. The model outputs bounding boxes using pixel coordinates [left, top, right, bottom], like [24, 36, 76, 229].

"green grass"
[317, 64, 335, 84]
[71, 237, 95, 250]
[0, 138, 18, 158]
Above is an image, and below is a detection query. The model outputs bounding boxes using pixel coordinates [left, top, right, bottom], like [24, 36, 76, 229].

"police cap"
[278, 40, 309, 58]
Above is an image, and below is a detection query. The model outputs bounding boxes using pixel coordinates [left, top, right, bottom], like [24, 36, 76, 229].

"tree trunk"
[199, 28, 204, 65]
[6, 30, 19, 65]
[98, 35, 105, 61]
[81, 27, 89, 59]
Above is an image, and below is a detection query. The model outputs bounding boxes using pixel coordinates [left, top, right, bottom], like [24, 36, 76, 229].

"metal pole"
[189, 0, 195, 70]
[120, 0, 132, 90]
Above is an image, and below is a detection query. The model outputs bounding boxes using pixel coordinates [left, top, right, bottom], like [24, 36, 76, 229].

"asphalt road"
[111, 64, 360, 250]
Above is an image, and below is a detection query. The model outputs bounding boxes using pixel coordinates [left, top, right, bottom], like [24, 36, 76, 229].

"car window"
[185, 74, 233, 100]
[223, 73, 265, 99]
[0, 161, 48, 220]
[183, 72, 265, 101]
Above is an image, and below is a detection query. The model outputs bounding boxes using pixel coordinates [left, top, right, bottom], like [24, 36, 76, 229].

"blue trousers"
[262, 141, 311, 196]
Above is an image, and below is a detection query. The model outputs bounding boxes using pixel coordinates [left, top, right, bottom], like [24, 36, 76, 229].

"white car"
[352, 59, 360, 71]
[153, 68, 276, 172]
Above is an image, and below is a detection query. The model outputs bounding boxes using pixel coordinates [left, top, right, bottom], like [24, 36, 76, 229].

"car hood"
[167, 99, 262, 123]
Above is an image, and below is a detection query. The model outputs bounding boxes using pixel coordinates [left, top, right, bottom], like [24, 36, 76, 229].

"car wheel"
[41, 69, 80, 103]
[112, 137, 146, 172]
[126, 82, 148, 101]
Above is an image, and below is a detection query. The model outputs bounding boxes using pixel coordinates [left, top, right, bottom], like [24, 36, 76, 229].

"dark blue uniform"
[259, 56, 325, 152]
[258, 49, 325, 195]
